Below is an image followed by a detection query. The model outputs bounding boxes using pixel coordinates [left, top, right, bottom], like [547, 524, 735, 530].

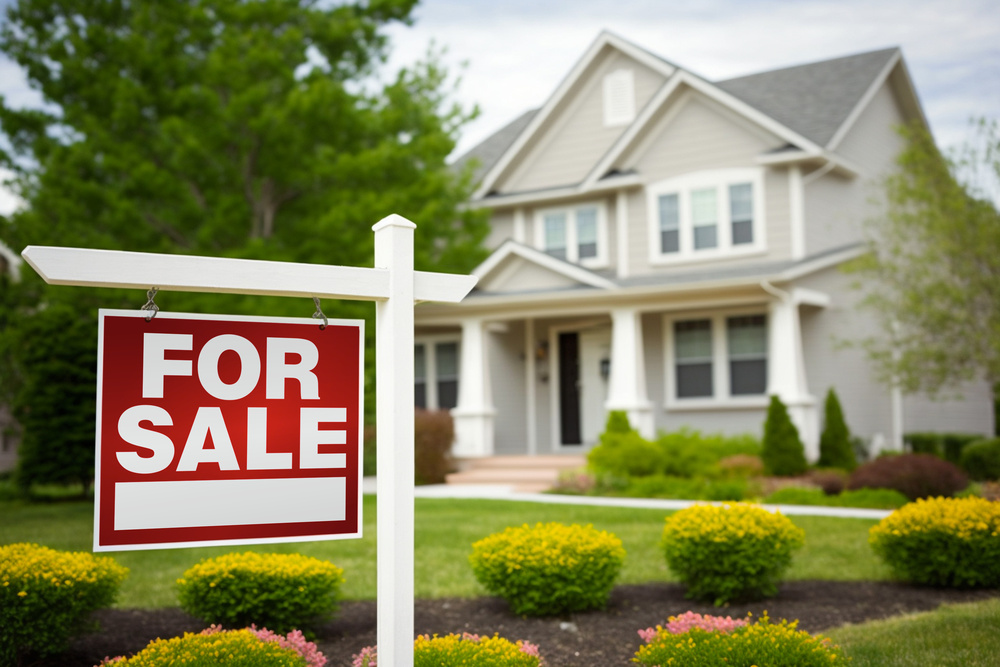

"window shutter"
[603, 69, 635, 127]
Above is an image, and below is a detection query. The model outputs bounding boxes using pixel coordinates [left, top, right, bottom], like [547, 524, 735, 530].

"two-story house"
[413, 31, 995, 462]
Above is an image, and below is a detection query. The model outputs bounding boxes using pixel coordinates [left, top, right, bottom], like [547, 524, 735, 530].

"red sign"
[94, 310, 364, 551]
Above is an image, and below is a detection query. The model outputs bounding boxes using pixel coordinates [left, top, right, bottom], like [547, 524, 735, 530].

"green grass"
[828, 598, 1000, 666]
[1, 496, 886, 608]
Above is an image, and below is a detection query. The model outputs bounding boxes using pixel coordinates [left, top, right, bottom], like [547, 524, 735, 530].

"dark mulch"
[32, 582, 1000, 666]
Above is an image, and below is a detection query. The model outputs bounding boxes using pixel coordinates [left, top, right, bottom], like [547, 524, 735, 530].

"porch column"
[451, 317, 496, 457]
[765, 291, 818, 460]
[606, 307, 654, 438]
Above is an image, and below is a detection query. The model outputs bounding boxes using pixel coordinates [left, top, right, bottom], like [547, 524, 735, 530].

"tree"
[0, 0, 489, 490]
[848, 119, 1000, 395]
[817, 388, 855, 471]
[761, 395, 807, 477]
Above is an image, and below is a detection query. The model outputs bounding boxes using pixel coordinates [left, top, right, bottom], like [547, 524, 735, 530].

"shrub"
[469, 522, 625, 616]
[761, 395, 807, 476]
[414, 409, 454, 484]
[847, 453, 969, 500]
[904, 432, 983, 464]
[661, 503, 804, 605]
[807, 468, 848, 495]
[100, 626, 321, 666]
[656, 430, 760, 478]
[618, 474, 750, 501]
[818, 388, 856, 471]
[763, 486, 829, 506]
[869, 496, 1000, 588]
[717, 454, 764, 478]
[637, 611, 747, 643]
[0, 543, 128, 664]
[634, 612, 848, 666]
[763, 486, 907, 509]
[604, 409, 633, 435]
[960, 438, 1000, 481]
[177, 552, 344, 633]
[587, 429, 664, 477]
[353, 632, 544, 667]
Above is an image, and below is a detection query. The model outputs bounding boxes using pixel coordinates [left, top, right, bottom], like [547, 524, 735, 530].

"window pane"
[691, 188, 717, 249]
[415, 382, 427, 409]
[414, 344, 426, 380]
[544, 212, 567, 259]
[435, 342, 458, 377]
[675, 320, 712, 361]
[437, 380, 458, 409]
[730, 183, 753, 245]
[727, 315, 767, 396]
[659, 194, 679, 253]
[730, 359, 766, 395]
[577, 207, 598, 260]
[677, 363, 713, 398]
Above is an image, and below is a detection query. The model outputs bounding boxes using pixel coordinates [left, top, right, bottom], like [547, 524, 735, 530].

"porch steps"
[446, 455, 587, 493]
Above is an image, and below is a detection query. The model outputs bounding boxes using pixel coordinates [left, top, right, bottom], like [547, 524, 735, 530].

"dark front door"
[558, 332, 581, 445]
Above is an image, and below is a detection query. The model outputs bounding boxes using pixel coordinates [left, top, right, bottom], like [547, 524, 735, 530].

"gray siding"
[804, 83, 908, 256]
[484, 209, 515, 251]
[902, 387, 995, 437]
[503, 51, 666, 193]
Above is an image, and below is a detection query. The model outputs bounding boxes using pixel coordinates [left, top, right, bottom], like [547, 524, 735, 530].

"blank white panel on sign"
[114, 478, 346, 531]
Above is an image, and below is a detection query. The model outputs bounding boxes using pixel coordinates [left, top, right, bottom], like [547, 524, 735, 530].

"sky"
[1, 0, 998, 213]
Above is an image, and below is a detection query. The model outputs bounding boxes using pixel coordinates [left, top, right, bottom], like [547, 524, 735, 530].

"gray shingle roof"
[451, 108, 538, 186]
[715, 48, 899, 147]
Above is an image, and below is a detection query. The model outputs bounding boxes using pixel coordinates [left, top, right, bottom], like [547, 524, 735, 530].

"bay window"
[535, 203, 608, 267]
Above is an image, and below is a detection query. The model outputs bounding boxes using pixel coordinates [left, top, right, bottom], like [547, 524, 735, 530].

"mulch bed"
[34, 581, 1000, 666]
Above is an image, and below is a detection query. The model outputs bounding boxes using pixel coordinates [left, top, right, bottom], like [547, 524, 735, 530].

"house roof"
[456, 33, 918, 199]
[715, 48, 900, 147]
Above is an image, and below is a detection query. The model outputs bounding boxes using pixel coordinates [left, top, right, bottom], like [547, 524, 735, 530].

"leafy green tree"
[761, 395, 807, 477]
[817, 388, 855, 471]
[848, 119, 1000, 395]
[0, 0, 488, 491]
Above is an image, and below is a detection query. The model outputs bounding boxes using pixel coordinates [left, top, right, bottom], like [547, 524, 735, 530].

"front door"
[557, 332, 581, 445]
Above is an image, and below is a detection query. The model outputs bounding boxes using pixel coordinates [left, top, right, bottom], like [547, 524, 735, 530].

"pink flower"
[639, 611, 747, 643]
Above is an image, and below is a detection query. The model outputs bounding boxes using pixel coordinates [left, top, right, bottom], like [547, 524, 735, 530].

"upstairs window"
[535, 203, 608, 268]
[648, 169, 765, 264]
[603, 69, 635, 127]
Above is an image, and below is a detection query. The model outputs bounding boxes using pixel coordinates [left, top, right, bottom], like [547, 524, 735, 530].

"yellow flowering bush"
[0, 542, 128, 664]
[469, 522, 626, 616]
[353, 632, 544, 666]
[100, 628, 310, 666]
[177, 552, 345, 633]
[869, 496, 1000, 587]
[633, 612, 848, 666]
[661, 503, 805, 605]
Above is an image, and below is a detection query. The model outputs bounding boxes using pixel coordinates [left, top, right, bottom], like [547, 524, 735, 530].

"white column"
[451, 317, 496, 457]
[766, 293, 818, 460]
[373, 217, 415, 667]
[605, 307, 654, 438]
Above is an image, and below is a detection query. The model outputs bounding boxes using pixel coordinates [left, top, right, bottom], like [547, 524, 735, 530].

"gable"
[478, 255, 585, 293]
[485, 38, 672, 196]
[625, 91, 781, 179]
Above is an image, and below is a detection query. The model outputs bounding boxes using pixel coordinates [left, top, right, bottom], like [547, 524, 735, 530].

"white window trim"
[415, 334, 461, 411]
[534, 202, 610, 269]
[603, 69, 636, 127]
[647, 168, 767, 267]
[662, 308, 770, 411]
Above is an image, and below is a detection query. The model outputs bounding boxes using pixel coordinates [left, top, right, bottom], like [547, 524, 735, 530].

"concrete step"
[446, 455, 587, 493]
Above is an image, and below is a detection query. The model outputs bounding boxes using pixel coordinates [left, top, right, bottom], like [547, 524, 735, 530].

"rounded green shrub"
[0, 543, 128, 664]
[468, 522, 626, 616]
[101, 627, 313, 666]
[761, 395, 807, 476]
[661, 503, 805, 605]
[353, 632, 544, 667]
[177, 552, 344, 633]
[869, 496, 1000, 587]
[587, 430, 664, 477]
[634, 612, 848, 666]
[818, 388, 856, 471]
[848, 453, 968, 500]
[960, 438, 1000, 481]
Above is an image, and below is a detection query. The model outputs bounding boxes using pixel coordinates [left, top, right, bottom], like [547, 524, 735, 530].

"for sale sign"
[94, 310, 364, 551]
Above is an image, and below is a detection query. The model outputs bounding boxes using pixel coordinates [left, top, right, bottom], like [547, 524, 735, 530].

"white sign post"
[21, 214, 476, 667]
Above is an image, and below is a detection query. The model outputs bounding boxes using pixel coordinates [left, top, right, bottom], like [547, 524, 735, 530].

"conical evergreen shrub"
[818, 388, 855, 471]
[761, 395, 807, 476]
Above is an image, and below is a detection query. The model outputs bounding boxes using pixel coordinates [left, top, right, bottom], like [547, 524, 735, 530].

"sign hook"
[311, 296, 327, 330]
[141, 287, 159, 322]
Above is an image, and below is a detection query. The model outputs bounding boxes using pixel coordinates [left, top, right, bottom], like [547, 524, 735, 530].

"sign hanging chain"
[311, 296, 327, 329]
[141, 287, 159, 322]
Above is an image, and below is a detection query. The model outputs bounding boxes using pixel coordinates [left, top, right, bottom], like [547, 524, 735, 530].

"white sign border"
[94, 308, 365, 552]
